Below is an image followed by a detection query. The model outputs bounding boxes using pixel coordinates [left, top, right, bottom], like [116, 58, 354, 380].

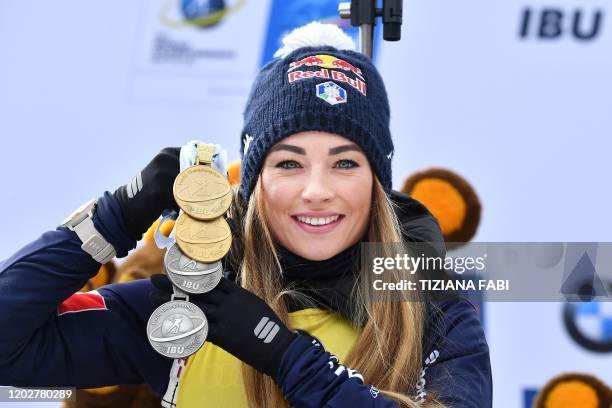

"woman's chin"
[290, 243, 341, 261]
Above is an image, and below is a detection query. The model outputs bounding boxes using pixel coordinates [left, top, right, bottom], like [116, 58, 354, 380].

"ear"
[533, 372, 611, 407]
[401, 167, 481, 249]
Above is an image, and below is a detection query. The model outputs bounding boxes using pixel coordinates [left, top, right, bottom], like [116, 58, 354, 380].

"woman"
[0, 23, 491, 407]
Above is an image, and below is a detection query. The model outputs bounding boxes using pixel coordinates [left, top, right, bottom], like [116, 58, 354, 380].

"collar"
[276, 240, 361, 280]
[276, 241, 362, 324]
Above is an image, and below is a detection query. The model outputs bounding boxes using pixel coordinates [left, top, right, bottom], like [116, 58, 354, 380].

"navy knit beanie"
[239, 25, 394, 202]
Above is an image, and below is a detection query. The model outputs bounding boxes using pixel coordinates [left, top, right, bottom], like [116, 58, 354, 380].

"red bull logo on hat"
[288, 54, 364, 79]
[287, 54, 367, 96]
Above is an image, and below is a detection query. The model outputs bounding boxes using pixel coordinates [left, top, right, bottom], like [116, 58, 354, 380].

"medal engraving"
[147, 300, 208, 359]
[174, 213, 232, 262]
[173, 166, 231, 220]
[165, 243, 223, 294]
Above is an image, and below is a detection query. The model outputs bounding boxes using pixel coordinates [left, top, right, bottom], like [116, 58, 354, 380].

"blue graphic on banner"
[260, 0, 380, 67]
[160, 0, 246, 30]
[523, 389, 538, 408]
[181, 0, 226, 22]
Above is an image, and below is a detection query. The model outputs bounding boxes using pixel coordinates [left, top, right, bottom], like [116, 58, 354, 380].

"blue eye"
[336, 159, 358, 169]
[275, 159, 358, 169]
[276, 160, 300, 169]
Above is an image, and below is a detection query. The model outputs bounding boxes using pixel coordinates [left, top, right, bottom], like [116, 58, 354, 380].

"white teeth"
[296, 215, 339, 226]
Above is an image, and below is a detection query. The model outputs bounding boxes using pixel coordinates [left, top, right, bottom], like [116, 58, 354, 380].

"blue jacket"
[0, 192, 492, 407]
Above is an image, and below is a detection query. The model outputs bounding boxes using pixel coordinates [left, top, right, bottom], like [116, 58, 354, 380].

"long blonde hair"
[225, 175, 440, 407]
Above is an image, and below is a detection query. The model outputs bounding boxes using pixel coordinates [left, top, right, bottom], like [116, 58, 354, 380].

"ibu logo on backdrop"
[131, 0, 261, 104]
[519, 7, 604, 41]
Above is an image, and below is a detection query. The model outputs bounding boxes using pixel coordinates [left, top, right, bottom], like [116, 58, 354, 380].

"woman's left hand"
[149, 274, 296, 379]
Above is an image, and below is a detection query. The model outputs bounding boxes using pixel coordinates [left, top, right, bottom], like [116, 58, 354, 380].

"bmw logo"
[563, 301, 612, 353]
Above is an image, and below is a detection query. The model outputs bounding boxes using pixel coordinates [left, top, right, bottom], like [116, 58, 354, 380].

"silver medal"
[164, 243, 223, 294]
[147, 288, 208, 359]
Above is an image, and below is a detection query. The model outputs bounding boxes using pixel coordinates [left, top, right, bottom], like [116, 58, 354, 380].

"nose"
[300, 167, 334, 204]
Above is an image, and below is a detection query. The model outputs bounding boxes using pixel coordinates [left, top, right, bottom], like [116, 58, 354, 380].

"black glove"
[149, 274, 297, 378]
[114, 148, 180, 240]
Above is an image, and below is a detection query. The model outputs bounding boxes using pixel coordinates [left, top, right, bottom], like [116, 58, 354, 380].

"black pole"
[338, 0, 403, 58]
[382, 0, 403, 41]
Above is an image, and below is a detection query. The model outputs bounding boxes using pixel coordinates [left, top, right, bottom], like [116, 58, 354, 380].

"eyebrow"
[269, 144, 305, 155]
[328, 144, 361, 155]
[269, 143, 360, 156]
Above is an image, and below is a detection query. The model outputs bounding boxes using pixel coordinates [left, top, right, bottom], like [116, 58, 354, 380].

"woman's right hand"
[113, 147, 180, 240]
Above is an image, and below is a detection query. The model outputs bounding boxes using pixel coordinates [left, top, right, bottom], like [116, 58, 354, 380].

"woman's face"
[260, 131, 373, 261]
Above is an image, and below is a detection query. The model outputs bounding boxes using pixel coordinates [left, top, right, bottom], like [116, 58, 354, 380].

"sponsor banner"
[129, 0, 270, 103]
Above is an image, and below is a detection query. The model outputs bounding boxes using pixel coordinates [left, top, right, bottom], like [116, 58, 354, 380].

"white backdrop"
[0, 0, 610, 407]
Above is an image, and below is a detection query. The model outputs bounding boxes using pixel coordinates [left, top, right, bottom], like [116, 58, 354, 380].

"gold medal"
[174, 212, 232, 263]
[173, 144, 232, 220]
[173, 166, 232, 220]
[174, 165, 232, 220]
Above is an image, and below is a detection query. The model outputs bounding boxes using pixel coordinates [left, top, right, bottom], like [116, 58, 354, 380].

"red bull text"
[288, 54, 365, 79]
[288, 68, 367, 96]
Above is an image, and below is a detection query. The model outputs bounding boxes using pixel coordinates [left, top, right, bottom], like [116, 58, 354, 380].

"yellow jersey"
[176, 308, 360, 407]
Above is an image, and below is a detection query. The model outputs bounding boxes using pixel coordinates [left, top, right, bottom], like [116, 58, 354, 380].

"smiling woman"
[0, 22, 491, 408]
[205, 21, 493, 400]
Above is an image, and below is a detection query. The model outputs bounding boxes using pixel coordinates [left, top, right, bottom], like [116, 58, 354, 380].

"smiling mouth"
[293, 214, 344, 226]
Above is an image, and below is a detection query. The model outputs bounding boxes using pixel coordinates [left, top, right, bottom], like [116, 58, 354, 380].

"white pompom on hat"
[273, 21, 357, 59]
